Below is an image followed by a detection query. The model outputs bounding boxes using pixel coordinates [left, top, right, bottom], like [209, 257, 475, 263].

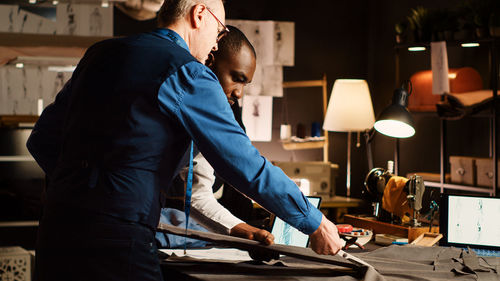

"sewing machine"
[363, 167, 425, 227]
[343, 168, 437, 242]
[273, 161, 338, 200]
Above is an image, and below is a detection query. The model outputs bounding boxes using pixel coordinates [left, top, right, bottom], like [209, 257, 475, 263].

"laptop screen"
[440, 194, 500, 249]
[271, 196, 321, 248]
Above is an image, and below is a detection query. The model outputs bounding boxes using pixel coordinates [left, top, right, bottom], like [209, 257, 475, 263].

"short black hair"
[214, 25, 256, 60]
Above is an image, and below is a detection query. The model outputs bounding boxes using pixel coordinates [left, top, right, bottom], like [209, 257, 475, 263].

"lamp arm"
[364, 128, 375, 171]
[402, 79, 413, 96]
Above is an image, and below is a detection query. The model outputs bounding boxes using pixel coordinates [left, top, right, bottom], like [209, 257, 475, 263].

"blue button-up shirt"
[27, 28, 322, 235]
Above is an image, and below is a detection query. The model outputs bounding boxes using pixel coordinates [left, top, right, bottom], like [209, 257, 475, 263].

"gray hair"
[157, 0, 218, 27]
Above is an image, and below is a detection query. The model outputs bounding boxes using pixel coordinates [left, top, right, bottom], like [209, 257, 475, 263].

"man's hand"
[229, 223, 274, 245]
[309, 215, 342, 255]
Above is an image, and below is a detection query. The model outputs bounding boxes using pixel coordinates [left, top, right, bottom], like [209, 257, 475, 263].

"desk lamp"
[323, 79, 375, 197]
[373, 83, 415, 175]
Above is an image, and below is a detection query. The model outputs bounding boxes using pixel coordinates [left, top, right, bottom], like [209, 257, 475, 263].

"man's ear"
[205, 52, 215, 67]
[190, 3, 207, 29]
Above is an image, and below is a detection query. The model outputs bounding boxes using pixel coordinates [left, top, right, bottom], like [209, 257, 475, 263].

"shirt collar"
[153, 28, 190, 52]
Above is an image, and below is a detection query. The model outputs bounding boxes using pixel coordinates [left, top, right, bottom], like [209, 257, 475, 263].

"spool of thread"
[296, 123, 306, 139]
[311, 122, 321, 137]
[280, 124, 292, 140]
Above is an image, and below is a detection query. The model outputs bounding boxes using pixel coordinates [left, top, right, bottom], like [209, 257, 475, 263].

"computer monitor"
[270, 196, 321, 248]
[440, 194, 500, 251]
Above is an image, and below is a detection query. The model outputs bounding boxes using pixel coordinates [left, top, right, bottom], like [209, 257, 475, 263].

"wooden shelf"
[320, 196, 363, 208]
[0, 115, 38, 127]
[424, 181, 495, 195]
[281, 140, 326, 151]
[280, 74, 329, 162]
[0, 32, 112, 48]
[344, 214, 439, 243]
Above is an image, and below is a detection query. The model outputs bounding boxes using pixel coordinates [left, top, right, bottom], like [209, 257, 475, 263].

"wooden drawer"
[475, 158, 499, 188]
[449, 156, 476, 186]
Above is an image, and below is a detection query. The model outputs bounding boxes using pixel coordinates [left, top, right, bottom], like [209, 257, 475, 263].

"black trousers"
[35, 209, 163, 281]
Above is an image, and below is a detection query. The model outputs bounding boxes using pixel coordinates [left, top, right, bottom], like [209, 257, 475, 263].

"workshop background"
[0, 0, 498, 242]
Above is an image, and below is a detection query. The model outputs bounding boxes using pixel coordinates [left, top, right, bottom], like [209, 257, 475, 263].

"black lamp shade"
[374, 88, 415, 138]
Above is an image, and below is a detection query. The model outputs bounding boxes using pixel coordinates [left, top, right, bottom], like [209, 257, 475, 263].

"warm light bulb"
[408, 46, 426, 52]
[374, 119, 415, 138]
[461, 43, 480, 48]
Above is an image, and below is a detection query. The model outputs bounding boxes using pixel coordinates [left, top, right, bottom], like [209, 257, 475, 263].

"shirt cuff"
[297, 205, 323, 235]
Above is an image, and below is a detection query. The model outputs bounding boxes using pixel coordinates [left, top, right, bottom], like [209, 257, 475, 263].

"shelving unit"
[0, 31, 101, 246]
[0, 32, 111, 48]
[281, 74, 329, 162]
[395, 38, 499, 197]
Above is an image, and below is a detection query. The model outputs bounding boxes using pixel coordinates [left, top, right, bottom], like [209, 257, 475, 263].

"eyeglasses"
[206, 7, 229, 42]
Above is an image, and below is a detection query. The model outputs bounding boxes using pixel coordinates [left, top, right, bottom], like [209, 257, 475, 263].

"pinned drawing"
[0, 65, 72, 115]
[89, 7, 102, 35]
[0, 5, 19, 32]
[57, 4, 112, 36]
[66, 4, 77, 35]
[19, 8, 57, 35]
[227, 20, 294, 97]
[242, 95, 273, 142]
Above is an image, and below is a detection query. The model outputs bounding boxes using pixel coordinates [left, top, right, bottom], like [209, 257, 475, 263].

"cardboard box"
[449, 156, 476, 186]
[475, 157, 499, 188]
[0, 246, 32, 281]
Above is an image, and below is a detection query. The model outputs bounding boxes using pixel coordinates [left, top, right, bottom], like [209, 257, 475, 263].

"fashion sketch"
[65, 4, 77, 35]
[89, 7, 102, 35]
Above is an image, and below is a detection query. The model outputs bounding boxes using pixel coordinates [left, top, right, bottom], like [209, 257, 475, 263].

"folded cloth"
[436, 90, 495, 120]
[356, 245, 500, 281]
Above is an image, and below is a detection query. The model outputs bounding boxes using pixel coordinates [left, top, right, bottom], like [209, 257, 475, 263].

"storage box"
[475, 158, 499, 187]
[449, 156, 476, 186]
[0, 246, 32, 281]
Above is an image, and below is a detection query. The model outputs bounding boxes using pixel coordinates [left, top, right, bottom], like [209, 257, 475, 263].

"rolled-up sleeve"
[157, 62, 322, 234]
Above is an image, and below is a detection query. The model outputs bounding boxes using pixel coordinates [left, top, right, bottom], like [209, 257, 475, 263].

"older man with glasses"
[28, 0, 343, 280]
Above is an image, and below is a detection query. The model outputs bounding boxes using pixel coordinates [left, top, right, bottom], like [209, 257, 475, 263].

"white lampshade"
[323, 79, 375, 132]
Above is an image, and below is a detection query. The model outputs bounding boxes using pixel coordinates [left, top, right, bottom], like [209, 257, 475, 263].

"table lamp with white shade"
[323, 79, 375, 197]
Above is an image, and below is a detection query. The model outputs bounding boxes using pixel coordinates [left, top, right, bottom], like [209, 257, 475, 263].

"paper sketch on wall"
[227, 20, 294, 97]
[0, 5, 19, 33]
[57, 4, 112, 36]
[0, 5, 56, 34]
[242, 95, 273, 142]
[8, 6, 15, 32]
[89, 7, 103, 35]
[20, 9, 57, 34]
[66, 4, 77, 35]
[431, 41, 449, 95]
[0, 65, 72, 115]
[274, 21, 295, 66]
